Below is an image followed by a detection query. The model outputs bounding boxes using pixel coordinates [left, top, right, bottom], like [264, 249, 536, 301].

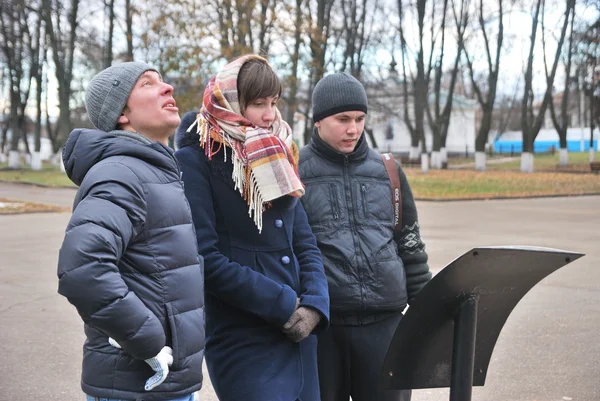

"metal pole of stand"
[449, 296, 478, 401]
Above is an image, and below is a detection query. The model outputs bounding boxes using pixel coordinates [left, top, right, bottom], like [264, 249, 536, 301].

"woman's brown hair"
[237, 57, 282, 114]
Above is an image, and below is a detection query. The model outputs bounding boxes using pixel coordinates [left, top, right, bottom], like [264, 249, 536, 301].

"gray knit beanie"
[312, 72, 368, 122]
[85, 62, 158, 132]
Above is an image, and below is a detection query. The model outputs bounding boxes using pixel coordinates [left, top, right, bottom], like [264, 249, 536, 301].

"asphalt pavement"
[0, 182, 598, 401]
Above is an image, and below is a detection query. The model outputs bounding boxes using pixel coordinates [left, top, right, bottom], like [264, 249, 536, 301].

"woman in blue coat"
[175, 55, 329, 401]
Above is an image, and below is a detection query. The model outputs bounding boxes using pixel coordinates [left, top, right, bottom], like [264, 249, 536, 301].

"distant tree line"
[0, 0, 598, 171]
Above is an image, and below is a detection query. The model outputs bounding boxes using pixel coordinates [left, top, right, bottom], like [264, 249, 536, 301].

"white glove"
[108, 337, 121, 349]
[108, 337, 173, 391]
[144, 346, 173, 391]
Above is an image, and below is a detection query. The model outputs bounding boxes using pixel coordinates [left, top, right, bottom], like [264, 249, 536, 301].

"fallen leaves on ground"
[403, 169, 600, 200]
[0, 198, 70, 214]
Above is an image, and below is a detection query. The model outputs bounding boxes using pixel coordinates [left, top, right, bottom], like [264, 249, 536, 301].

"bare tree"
[397, 0, 429, 168]
[398, 30, 417, 154]
[206, 0, 278, 58]
[338, 0, 379, 77]
[495, 80, 522, 137]
[282, 0, 304, 127]
[0, 67, 8, 162]
[125, 0, 134, 61]
[0, 0, 36, 168]
[31, 2, 45, 170]
[575, 12, 600, 162]
[426, 0, 469, 169]
[303, 0, 336, 144]
[42, 0, 80, 154]
[104, 0, 115, 68]
[520, 0, 574, 172]
[546, 2, 576, 166]
[134, 0, 213, 113]
[464, 0, 505, 171]
[0, 105, 7, 162]
[335, 0, 383, 148]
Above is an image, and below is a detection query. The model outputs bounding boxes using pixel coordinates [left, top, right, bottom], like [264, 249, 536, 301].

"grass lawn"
[404, 169, 600, 200]
[1, 159, 599, 201]
[0, 163, 74, 187]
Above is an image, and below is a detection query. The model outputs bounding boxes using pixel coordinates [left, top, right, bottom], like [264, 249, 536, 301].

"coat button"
[281, 256, 290, 265]
[275, 219, 283, 228]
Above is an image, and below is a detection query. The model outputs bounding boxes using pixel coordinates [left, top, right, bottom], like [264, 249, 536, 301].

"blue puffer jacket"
[58, 129, 204, 401]
[175, 128, 329, 401]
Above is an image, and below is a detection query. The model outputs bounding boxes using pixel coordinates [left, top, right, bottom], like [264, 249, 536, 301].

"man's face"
[315, 111, 366, 154]
[118, 71, 180, 143]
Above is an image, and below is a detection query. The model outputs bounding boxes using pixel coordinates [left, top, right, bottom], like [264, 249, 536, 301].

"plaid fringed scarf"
[187, 55, 304, 233]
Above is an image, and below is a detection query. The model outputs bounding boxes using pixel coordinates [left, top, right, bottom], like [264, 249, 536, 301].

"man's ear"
[117, 114, 129, 125]
[315, 121, 320, 128]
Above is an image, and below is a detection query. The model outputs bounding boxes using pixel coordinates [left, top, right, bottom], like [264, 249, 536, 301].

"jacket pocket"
[301, 181, 345, 229]
[165, 302, 181, 369]
[355, 179, 393, 223]
[368, 242, 408, 307]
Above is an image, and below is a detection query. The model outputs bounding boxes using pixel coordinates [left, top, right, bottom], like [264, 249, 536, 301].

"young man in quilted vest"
[299, 72, 432, 401]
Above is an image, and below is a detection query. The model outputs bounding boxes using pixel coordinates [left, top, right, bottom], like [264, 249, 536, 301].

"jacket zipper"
[361, 184, 367, 216]
[329, 184, 340, 219]
[344, 156, 366, 309]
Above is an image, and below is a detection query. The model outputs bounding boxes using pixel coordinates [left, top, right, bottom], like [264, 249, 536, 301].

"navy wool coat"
[175, 130, 329, 401]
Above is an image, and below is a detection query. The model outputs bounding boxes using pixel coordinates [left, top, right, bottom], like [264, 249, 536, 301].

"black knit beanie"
[312, 72, 368, 122]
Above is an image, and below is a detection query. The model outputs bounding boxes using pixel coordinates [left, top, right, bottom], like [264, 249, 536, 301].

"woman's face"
[242, 96, 279, 129]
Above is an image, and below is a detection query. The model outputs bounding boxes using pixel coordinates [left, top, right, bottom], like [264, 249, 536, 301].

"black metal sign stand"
[382, 246, 584, 401]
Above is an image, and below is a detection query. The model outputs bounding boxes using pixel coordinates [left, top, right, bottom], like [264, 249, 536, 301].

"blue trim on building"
[494, 140, 598, 153]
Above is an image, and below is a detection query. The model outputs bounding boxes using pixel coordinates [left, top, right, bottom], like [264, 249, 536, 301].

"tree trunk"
[8, 95, 21, 168]
[590, 77, 596, 163]
[520, 0, 543, 160]
[415, 0, 428, 171]
[475, 111, 492, 152]
[439, 0, 468, 153]
[305, 0, 334, 145]
[0, 121, 8, 161]
[521, 0, 574, 172]
[32, 11, 44, 170]
[43, 0, 79, 151]
[125, 0, 134, 61]
[286, 0, 303, 131]
[104, 0, 115, 68]
[425, 0, 447, 161]
[475, 152, 486, 171]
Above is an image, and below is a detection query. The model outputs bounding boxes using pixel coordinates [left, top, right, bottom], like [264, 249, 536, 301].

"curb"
[0, 179, 76, 189]
[3, 181, 599, 202]
[415, 192, 600, 202]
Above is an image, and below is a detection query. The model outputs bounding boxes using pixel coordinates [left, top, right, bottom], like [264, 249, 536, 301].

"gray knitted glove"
[282, 297, 300, 328]
[108, 337, 173, 391]
[282, 306, 321, 343]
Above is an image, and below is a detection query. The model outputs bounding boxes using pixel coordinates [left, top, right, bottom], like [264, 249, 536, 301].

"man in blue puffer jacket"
[58, 62, 204, 401]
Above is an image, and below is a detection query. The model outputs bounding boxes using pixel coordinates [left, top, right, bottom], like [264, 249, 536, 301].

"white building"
[366, 78, 478, 156]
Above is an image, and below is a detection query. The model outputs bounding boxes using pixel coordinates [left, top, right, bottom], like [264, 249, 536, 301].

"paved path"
[0, 182, 599, 401]
[449, 156, 519, 169]
[0, 181, 76, 208]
